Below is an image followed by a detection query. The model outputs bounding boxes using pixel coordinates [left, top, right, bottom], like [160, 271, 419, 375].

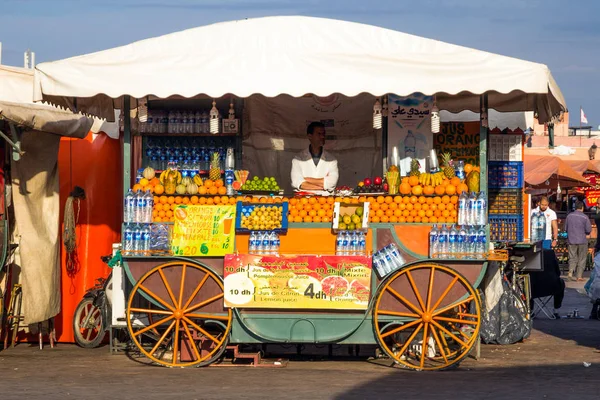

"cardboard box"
[332, 202, 370, 231]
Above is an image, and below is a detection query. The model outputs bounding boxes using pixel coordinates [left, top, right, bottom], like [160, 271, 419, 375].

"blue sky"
[1, 0, 599, 127]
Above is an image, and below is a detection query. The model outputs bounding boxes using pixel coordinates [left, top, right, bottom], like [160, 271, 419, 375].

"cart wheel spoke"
[185, 293, 224, 314]
[429, 325, 448, 364]
[420, 323, 429, 369]
[127, 261, 232, 368]
[374, 263, 481, 371]
[405, 270, 426, 312]
[385, 286, 422, 316]
[380, 318, 422, 339]
[158, 268, 178, 307]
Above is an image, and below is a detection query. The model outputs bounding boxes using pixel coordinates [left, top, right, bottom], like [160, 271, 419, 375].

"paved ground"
[0, 280, 599, 400]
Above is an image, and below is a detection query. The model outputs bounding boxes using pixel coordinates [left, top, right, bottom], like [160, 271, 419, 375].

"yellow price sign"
[171, 205, 236, 256]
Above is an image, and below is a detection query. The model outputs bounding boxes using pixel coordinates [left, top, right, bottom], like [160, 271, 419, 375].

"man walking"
[565, 201, 592, 281]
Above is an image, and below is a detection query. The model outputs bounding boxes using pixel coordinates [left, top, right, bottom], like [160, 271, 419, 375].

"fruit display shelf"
[235, 202, 289, 233]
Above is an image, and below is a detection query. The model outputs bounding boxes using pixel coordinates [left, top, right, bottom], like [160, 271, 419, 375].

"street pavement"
[0, 280, 599, 400]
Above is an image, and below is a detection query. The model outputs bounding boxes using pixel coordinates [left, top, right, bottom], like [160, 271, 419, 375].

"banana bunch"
[418, 171, 445, 187]
[159, 168, 182, 185]
[192, 174, 203, 186]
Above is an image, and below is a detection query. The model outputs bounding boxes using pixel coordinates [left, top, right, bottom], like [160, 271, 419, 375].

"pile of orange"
[366, 194, 458, 224]
[287, 196, 337, 223]
[198, 179, 228, 196]
[400, 176, 469, 197]
[132, 177, 162, 194]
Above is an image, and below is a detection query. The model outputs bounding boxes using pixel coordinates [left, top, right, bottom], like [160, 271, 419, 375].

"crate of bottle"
[488, 161, 523, 189]
[488, 189, 523, 214]
[489, 214, 524, 242]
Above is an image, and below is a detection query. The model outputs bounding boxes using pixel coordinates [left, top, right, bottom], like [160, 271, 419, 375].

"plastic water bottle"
[187, 111, 196, 134]
[133, 224, 143, 255]
[467, 192, 477, 226]
[336, 231, 344, 255]
[476, 227, 486, 259]
[458, 192, 468, 226]
[123, 223, 135, 256]
[261, 232, 271, 255]
[358, 232, 366, 256]
[124, 189, 135, 223]
[272, 232, 280, 255]
[349, 232, 358, 255]
[144, 190, 153, 223]
[141, 224, 151, 256]
[248, 232, 257, 254]
[476, 191, 487, 226]
[386, 244, 405, 269]
[373, 254, 387, 278]
[429, 224, 438, 258]
[448, 225, 458, 259]
[194, 111, 202, 134]
[438, 224, 449, 258]
[467, 227, 477, 258]
[341, 231, 349, 256]
[134, 190, 144, 223]
[201, 111, 209, 134]
[458, 226, 467, 258]
[168, 110, 176, 134]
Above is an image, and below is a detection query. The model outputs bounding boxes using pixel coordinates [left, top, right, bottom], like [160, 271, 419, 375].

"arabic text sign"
[585, 190, 600, 207]
[171, 205, 236, 256]
[223, 254, 372, 310]
[434, 122, 480, 165]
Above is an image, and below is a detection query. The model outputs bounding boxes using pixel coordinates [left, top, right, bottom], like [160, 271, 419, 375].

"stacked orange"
[132, 176, 162, 194]
[287, 196, 337, 223]
[367, 194, 458, 224]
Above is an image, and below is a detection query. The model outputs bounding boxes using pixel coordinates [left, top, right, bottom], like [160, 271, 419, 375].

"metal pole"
[548, 123, 554, 149]
[480, 94, 489, 245]
[123, 96, 131, 197]
[382, 114, 388, 175]
[0, 42, 3, 65]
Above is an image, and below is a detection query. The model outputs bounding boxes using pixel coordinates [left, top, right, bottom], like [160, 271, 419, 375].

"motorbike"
[72, 255, 112, 348]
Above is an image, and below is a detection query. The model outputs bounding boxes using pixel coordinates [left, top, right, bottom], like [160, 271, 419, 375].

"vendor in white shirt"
[531, 196, 558, 249]
[290, 122, 339, 195]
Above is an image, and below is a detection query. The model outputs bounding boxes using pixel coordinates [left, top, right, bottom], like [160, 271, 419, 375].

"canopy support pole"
[382, 113, 388, 175]
[7, 123, 24, 161]
[480, 94, 489, 244]
[548, 123, 554, 149]
[123, 96, 131, 197]
[0, 126, 24, 160]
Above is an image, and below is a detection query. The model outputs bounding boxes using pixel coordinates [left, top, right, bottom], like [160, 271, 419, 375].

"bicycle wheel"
[73, 297, 106, 348]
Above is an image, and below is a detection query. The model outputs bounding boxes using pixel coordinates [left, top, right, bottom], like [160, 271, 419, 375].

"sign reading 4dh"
[223, 254, 372, 310]
[171, 205, 236, 256]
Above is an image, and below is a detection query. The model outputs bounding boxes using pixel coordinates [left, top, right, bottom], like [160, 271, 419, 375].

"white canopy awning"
[34, 16, 566, 123]
[0, 65, 34, 103]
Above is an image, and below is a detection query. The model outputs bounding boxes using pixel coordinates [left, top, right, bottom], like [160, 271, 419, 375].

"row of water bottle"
[124, 189, 154, 223]
[429, 224, 486, 259]
[530, 211, 547, 242]
[457, 191, 487, 226]
[139, 109, 216, 135]
[372, 244, 406, 278]
[249, 232, 280, 255]
[123, 223, 151, 256]
[335, 231, 367, 256]
[145, 139, 229, 172]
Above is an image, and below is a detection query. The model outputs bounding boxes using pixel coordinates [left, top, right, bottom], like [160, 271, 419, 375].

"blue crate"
[489, 213, 524, 242]
[488, 161, 523, 189]
[235, 201, 288, 234]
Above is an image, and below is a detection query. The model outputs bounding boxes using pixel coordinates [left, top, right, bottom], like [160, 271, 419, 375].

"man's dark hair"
[307, 121, 325, 135]
[575, 200, 585, 210]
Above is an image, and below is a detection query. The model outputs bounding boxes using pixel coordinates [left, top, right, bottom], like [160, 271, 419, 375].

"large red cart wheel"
[126, 261, 232, 368]
[373, 263, 481, 371]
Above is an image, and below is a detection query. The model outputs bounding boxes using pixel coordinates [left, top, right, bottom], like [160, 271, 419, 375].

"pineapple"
[209, 152, 221, 181]
[409, 159, 421, 177]
[441, 152, 455, 179]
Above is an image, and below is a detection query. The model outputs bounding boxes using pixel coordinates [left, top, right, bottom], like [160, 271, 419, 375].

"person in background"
[290, 121, 339, 194]
[531, 196, 558, 250]
[565, 201, 592, 281]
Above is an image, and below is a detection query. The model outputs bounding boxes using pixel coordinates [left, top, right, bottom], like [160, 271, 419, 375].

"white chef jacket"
[291, 148, 339, 194]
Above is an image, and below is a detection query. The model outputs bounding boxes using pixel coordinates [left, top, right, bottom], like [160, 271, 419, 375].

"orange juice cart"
[33, 16, 567, 370]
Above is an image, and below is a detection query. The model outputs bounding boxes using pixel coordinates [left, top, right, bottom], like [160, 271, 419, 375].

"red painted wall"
[54, 132, 122, 342]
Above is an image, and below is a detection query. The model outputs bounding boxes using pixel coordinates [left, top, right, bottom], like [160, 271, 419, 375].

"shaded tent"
[525, 147, 600, 174]
[524, 154, 590, 189]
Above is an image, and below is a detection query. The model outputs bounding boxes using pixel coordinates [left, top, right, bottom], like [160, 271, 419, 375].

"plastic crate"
[235, 201, 288, 233]
[489, 189, 523, 214]
[488, 161, 523, 189]
[489, 214, 524, 242]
